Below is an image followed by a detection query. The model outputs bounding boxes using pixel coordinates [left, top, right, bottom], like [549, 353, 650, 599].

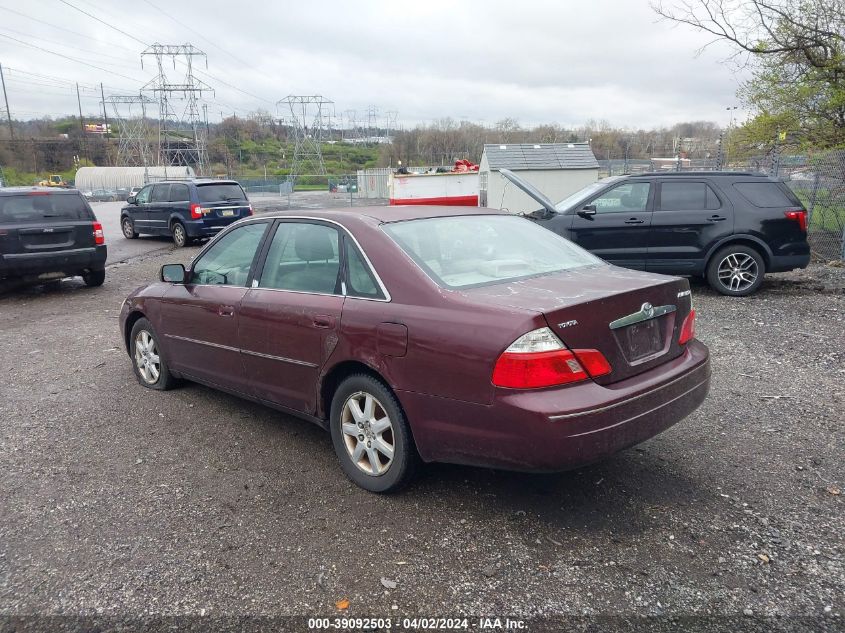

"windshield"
[0, 193, 92, 223]
[383, 214, 601, 289]
[555, 177, 622, 210]
[196, 183, 247, 203]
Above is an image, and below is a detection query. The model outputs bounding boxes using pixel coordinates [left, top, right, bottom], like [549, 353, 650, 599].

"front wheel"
[129, 317, 178, 390]
[329, 374, 419, 493]
[122, 217, 138, 239]
[706, 245, 765, 296]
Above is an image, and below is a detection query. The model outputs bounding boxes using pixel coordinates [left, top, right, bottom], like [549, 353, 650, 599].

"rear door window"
[169, 183, 189, 202]
[659, 182, 721, 210]
[150, 184, 170, 203]
[0, 193, 92, 223]
[733, 182, 797, 207]
[197, 183, 247, 203]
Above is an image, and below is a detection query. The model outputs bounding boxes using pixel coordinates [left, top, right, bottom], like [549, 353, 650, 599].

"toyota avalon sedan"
[119, 206, 710, 493]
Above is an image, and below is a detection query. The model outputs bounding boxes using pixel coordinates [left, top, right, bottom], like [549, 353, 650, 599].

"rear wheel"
[329, 374, 419, 493]
[122, 216, 138, 239]
[171, 221, 188, 248]
[706, 245, 765, 296]
[82, 268, 105, 287]
[129, 317, 177, 390]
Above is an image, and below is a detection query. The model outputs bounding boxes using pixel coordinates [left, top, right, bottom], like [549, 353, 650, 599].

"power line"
[140, 0, 253, 67]
[0, 33, 143, 83]
[56, 0, 148, 46]
[0, 25, 136, 63]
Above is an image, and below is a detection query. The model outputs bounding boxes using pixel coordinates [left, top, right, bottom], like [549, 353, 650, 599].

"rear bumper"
[398, 340, 710, 471]
[183, 217, 245, 238]
[768, 252, 811, 273]
[0, 245, 107, 278]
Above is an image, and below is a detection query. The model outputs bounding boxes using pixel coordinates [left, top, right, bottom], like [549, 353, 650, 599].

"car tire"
[122, 217, 138, 239]
[171, 221, 188, 248]
[706, 245, 765, 296]
[129, 317, 178, 391]
[329, 374, 419, 493]
[82, 268, 105, 287]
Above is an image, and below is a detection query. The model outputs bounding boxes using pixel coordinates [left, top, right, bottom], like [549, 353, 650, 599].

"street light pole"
[724, 106, 738, 168]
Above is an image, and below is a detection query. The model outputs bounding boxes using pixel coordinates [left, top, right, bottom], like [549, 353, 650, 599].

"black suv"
[120, 179, 253, 248]
[0, 187, 107, 288]
[502, 170, 811, 296]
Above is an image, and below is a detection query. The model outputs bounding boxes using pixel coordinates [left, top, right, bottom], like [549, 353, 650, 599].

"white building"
[478, 143, 599, 213]
[74, 166, 195, 192]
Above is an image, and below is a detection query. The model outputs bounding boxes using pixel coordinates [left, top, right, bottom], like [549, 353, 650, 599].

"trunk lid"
[0, 191, 96, 255]
[463, 264, 693, 385]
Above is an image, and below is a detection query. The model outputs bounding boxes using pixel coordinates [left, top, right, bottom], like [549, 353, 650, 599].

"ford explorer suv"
[0, 187, 107, 288]
[501, 170, 811, 296]
[120, 179, 253, 247]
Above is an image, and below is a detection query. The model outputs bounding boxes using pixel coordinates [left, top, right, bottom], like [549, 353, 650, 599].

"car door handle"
[313, 314, 335, 329]
[624, 218, 645, 224]
[708, 215, 727, 222]
[217, 305, 235, 317]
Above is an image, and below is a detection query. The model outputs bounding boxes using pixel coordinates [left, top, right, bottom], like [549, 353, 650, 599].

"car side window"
[589, 182, 651, 213]
[169, 183, 189, 202]
[190, 222, 268, 286]
[150, 184, 170, 203]
[258, 222, 341, 294]
[659, 182, 721, 211]
[344, 236, 383, 299]
[135, 185, 152, 204]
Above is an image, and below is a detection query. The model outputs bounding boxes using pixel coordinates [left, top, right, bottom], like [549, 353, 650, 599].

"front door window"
[190, 222, 268, 286]
[590, 182, 651, 213]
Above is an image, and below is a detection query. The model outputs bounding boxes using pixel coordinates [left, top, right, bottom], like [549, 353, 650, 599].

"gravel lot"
[0, 242, 842, 631]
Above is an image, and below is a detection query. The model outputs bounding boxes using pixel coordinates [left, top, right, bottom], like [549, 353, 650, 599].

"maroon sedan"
[119, 207, 710, 492]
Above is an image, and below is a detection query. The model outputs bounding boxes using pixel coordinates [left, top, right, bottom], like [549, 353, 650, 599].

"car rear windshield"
[383, 214, 601, 289]
[196, 183, 247, 203]
[0, 193, 92, 224]
[733, 182, 801, 208]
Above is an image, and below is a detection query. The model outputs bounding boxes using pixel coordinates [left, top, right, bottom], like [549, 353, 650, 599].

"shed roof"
[482, 143, 598, 171]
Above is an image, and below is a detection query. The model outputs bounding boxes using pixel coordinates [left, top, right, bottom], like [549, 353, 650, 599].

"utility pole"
[0, 63, 12, 139]
[77, 82, 87, 162]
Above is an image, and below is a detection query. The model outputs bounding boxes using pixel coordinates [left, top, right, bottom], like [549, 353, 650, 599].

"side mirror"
[127, 195, 136, 205]
[577, 204, 597, 218]
[160, 263, 186, 283]
[526, 208, 553, 220]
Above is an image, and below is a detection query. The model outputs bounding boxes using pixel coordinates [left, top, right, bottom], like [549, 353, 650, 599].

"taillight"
[678, 309, 696, 345]
[92, 221, 105, 245]
[247, 204, 254, 216]
[190, 203, 204, 219]
[492, 327, 611, 389]
[784, 208, 807, 232]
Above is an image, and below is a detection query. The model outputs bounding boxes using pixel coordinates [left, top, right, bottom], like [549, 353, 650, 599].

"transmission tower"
[343, 109, 361, 143]
[141, 44, 213, 175]
[384, 110, 398, 142]
[277, 95, 333, 176]
[106, 94, 155, 167]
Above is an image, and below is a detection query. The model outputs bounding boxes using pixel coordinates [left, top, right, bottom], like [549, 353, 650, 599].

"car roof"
[0, 186, 81, 195]
[628, 171, 769, 178]
[148, 178, 240, 186]
[261, 205, 511, 225]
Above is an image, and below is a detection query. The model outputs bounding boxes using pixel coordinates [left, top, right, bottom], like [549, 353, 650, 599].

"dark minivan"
[503, 170, 811, 296]
[120, 179, 253, 247]
[0, 187, 106, 288]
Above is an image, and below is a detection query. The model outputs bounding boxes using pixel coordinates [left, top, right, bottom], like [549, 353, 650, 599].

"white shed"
[74, 166, 195, 191]
[479, 143, 599, 213]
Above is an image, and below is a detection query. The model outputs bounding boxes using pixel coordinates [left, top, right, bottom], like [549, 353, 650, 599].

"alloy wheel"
[717, 252, 758, 293]
[340, 391, 395, 476]
[172, 224, 186, 247]
[134, 330, 161, 384]
[122, 219, 134, 238]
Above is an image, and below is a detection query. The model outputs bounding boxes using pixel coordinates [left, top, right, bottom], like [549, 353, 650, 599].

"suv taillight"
[678, 310, 696, 345]
[92, 221, 105, 245]
[190, 203, 205, 219]
[784, 208, 807, 232]
[492, 327, 611, 389]
[247, 204, 254, 216]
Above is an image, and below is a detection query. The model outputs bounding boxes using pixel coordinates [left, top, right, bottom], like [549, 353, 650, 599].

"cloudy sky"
[0, 0, 749, 129]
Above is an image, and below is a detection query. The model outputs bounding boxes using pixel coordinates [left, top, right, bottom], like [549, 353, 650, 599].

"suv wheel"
[707, 245, 765, 296]
[121, 216, 138, 239]
[82, 268, 105, 287]
[171, 221, 188, 248]
[329, 374, 419, 493]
